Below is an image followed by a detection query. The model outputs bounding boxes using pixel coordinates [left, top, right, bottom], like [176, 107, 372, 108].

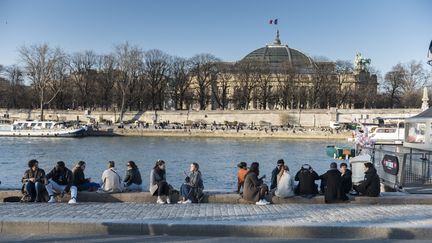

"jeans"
[77, 182, 101, 191]
[125, 183, 142, 192]
[46, 179, 78, 199]
[25, 181, 44, 202]
[180, 184, 194, 201]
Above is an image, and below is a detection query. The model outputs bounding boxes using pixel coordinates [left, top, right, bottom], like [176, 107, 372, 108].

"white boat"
[0, 120, 87, 137]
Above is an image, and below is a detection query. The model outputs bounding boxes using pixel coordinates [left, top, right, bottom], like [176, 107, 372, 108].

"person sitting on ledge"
[353, 162, 380, 197]
[295, 164, 319, 197]
[21, 159, 46, 202]
[270, 159, 285, 191]
[72, 161, 100, 192]
[124, 161, 143, 192]
[45, 161, 77, 204]
[340, 162, 352, 194]
[100, 161, 123, 193]
[243, 162, 270, 205]
[319, 162, 348, 203]
[236, 162, 248, 194]
[178, 162, 204, 204]
[274, 165, 295, 198]
[150, 160, 172, 204]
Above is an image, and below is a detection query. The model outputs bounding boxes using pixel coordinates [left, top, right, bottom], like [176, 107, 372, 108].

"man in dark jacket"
[340, 162, 352, 194]
[45, 161, 78, 204]
[270, 159, 284, 190]
[295, 164, 319, 196]
[319, 162, 348, 203]
[353, 162, 380, 197]
[22, 159, 46, 202]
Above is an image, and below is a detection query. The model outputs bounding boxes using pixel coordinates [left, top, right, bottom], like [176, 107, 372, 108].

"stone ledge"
[2, 190, 432, 204]
[1, 220, 432, 239]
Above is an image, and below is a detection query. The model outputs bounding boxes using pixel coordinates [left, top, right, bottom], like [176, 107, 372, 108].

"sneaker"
[256, 199, 270, 205]
[177, 200, 183, 204]
[68, 197, 77, 204]
[48, 196, 56, 203]
[166, 198, 171, 204]
[183, 199, 192, 204]
[156, 198, 166, 204]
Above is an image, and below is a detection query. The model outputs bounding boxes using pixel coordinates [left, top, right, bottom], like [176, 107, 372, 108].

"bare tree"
[169, 57, 193, 110]
[114, 42, 143, 123]
[400, 61, 428, 107]
[334, 60, 354, 108]
[256, 65, 274, 109]
[235, 60, 260, 109]
[68, 51, 98, 109]
[19, 44, 66, 120]
[144, 49, 171, 110]
[97, 54, 116, 110]
[190, 54, 220, 110]
[213, 62, 233, 110]
[384, 64, 405, 108]
[275, 65, 298, 109]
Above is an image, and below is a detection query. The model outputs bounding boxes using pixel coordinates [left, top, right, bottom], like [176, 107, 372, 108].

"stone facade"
[0, 108, 421, 127]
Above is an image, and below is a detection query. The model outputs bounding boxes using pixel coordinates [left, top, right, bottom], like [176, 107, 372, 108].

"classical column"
[421, 87, 429, 111]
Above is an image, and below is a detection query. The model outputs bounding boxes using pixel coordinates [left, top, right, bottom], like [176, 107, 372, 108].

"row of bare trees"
[1, 43, 431, 121]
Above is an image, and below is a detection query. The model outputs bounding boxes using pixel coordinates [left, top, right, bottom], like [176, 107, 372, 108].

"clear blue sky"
[0, 0, 431, 74]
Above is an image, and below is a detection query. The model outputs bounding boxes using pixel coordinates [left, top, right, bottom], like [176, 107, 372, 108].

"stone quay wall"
[0, 108, 421, 127]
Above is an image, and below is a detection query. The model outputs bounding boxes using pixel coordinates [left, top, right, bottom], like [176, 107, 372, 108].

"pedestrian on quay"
[270, 159, 285, 190]
[340, 162, 353, 194]
[294, 164, 319, 197]
[124, 161, 143, 192]
[236, 162, 248, 194]
[178, 162, 204, 204]
[150, 159, 172, 204]
[243, 162, 270, 205]
[21, 159, 46, 202]
[319, 162, 348, 203]
[100, 161, 123, 193]
[72, 161, 100, 192]
[45, 161, 77, 204]
[353, 162, 380, 197]
[274, 165, 295, 198]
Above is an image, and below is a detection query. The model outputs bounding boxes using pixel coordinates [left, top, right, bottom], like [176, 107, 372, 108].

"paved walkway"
[1, 203, 432, 239]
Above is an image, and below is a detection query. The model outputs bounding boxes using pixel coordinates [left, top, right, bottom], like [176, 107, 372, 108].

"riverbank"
[94, 128, 352, 140]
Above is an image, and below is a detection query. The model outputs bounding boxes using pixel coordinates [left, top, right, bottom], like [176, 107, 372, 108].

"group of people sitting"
[237, 159, 381, 205]
[21, 159, 204, 204]
[20, 157, 380, 205]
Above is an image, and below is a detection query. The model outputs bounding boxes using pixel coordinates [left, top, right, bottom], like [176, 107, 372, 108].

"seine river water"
[0, 137, 351, 191]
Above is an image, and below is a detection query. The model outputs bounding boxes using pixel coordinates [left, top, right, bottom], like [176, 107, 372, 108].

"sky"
[0, 0, 431, 75]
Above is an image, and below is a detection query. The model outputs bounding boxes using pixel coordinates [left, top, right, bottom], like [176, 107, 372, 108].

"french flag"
[269, 19, 278, 25]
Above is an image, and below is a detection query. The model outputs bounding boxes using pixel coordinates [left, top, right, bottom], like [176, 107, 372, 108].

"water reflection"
[0, 137, 350, 191]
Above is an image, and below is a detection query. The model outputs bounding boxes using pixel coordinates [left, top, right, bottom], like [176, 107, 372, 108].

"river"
[0, 137, 351, 191]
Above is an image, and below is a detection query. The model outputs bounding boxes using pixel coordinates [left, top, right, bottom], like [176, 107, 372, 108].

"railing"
[402, 152, 432, 186]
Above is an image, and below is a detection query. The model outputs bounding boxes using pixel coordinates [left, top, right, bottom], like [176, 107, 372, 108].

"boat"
[326, 145, 356, 159]
[0, 120, 88, 137]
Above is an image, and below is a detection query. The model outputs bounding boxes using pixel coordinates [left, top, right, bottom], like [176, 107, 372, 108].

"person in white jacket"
[100, 161, 123, 193]
[274, 165, 295, 198]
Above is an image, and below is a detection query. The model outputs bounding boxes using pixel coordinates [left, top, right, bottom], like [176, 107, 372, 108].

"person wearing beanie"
[236, 162, 248, 194]
[319, 162, 348, 203]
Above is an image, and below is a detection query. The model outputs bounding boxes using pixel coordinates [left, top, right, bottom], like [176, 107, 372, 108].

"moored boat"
[0, 120, 87, 137]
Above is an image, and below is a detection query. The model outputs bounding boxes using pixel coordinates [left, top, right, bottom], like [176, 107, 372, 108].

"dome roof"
[241, 31, 315, 73]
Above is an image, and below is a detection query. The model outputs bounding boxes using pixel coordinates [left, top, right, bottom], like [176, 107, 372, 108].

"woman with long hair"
[123, 161, 143, 192]
[150, 160, 171, 204]
[243, 162, 270, 205]
[72, 161, 100, 192]
[178, 162, 204, 204]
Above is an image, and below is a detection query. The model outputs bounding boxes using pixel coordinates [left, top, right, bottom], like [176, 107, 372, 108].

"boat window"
[405, 122, 426, 144]
[46, 123, 53, 128]
[31, 123, 36, 126]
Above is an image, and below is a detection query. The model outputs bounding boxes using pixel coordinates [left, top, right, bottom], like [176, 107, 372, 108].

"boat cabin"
[404, 108, 432, 151]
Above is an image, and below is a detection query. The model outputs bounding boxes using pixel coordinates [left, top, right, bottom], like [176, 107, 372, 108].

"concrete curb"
[3, 190, 432, 205]
[1, 219, 432, 239]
